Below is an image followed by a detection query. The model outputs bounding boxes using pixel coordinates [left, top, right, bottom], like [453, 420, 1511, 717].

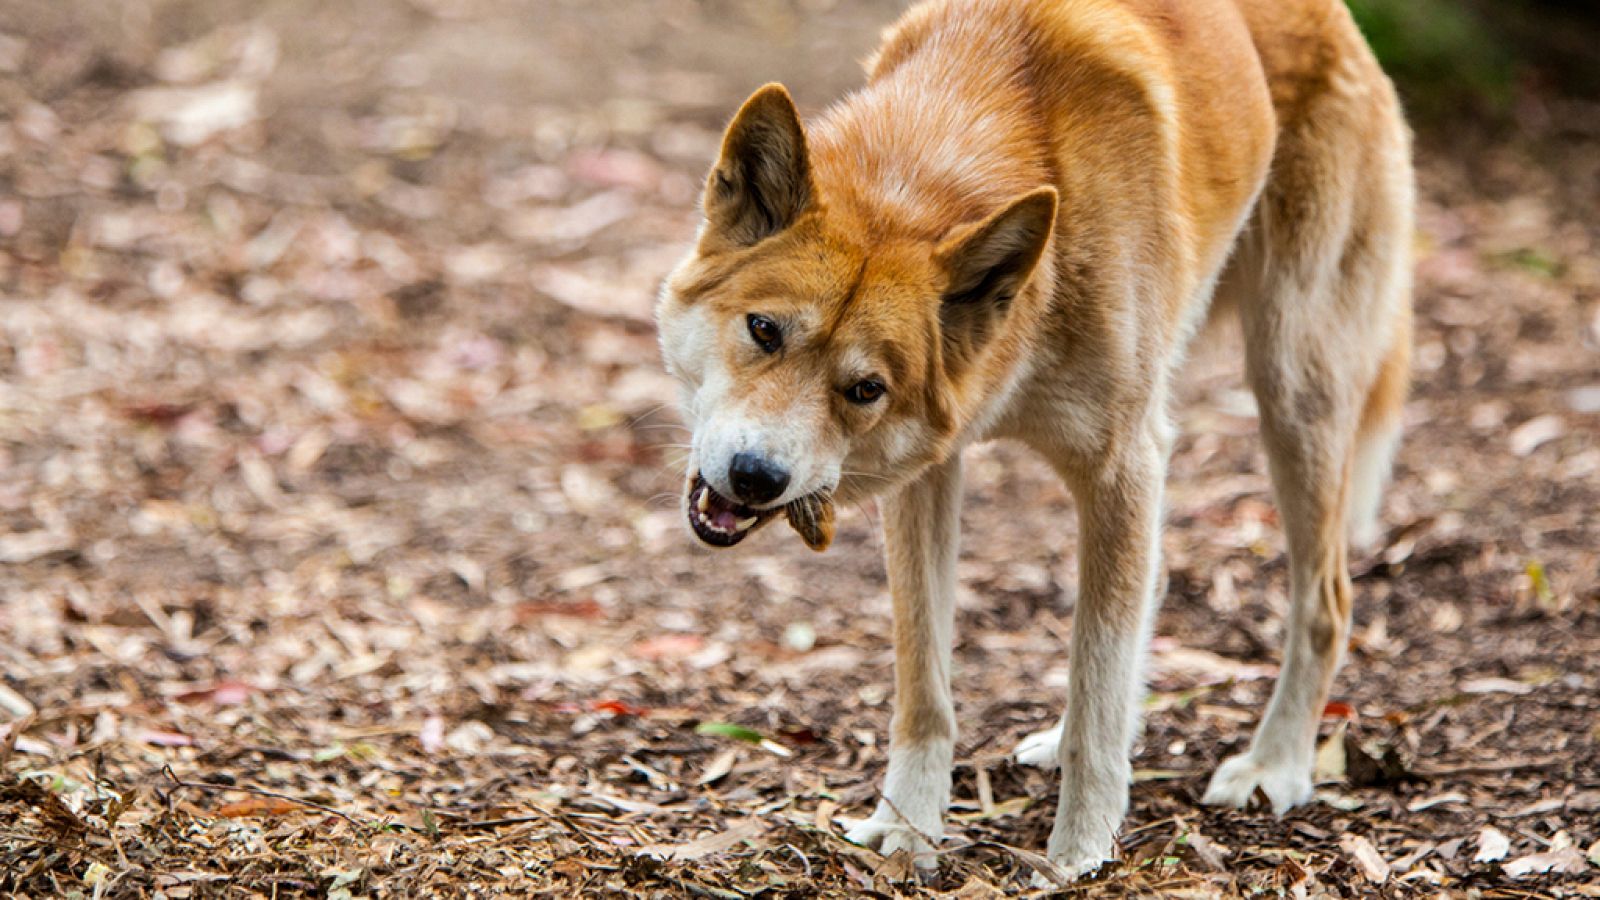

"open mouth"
[686, 474, 784, 548]
[684, 472, 840, 552]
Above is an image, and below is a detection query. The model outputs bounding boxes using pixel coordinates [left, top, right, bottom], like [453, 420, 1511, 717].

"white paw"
[843, 809, 940, 872]
[1012, 722, 1062, 770]
[1026, 855, 1106, 890]
[844, 742, 951, 874]
[1202, 752, 1313, 814]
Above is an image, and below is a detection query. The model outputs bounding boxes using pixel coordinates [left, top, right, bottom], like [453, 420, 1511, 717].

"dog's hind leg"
[1349, 317, 1411, 549]
[844, 455, 963, 871]
[1203, 74, 1412, 813]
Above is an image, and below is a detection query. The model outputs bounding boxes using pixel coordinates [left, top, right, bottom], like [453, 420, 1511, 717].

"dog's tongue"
[704, 491, 743, 532]
[785, 494, 836, 552]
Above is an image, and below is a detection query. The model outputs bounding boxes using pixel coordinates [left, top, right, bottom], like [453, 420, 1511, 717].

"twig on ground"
[160, 765, 384, 830]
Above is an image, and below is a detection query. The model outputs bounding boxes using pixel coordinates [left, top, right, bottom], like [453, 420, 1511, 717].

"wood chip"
[1340, 833, 1391, 882]
[1474, 826, 1511, 863]
[634, 820, 767, 862]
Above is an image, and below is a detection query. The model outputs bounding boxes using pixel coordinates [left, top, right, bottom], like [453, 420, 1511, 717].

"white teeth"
[695, 508, 732, 534]
[689, 488, 760, 538]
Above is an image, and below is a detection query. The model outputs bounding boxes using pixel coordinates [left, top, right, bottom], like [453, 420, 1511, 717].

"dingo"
[657, 0, 1412, 879]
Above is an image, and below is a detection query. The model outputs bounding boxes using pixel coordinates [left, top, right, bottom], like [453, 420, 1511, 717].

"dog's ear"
[702, 84, 813, 248]
[935, 187, 1057, 357]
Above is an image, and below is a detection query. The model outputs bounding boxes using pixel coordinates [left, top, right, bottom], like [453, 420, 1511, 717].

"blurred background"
[1, 1, 1597, 895]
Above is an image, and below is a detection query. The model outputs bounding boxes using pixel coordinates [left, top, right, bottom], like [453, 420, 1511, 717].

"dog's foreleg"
[844, 455, 962, 871]
[1043, 440, 1164, 878]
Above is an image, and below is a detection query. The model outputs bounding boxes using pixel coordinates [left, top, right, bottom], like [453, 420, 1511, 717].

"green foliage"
[1346, 0, 1515, 117]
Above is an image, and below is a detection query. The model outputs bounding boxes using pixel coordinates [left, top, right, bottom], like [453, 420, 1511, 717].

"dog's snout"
[729, 452, 790, 506]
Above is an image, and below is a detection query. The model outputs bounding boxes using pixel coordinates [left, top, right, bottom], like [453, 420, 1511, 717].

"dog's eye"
[747, 315, 782, 353]
[844, 379, 886, 405]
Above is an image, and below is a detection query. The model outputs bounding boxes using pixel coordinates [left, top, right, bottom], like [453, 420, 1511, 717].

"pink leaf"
[141, 730, 196, 747]
[419, 715, 445, 755]
[630, 634, 705, 661]
[175, 681, 258, 706]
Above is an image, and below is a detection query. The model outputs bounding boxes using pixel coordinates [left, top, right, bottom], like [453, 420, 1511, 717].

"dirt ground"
[2, 1, 1598, 897]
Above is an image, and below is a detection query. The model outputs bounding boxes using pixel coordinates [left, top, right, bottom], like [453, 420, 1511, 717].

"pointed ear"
[702, 84, 813, 247]
[936, 187, 1057, 354]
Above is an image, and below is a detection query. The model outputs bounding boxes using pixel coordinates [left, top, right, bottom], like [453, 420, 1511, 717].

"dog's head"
[657, 84, 1055, 551]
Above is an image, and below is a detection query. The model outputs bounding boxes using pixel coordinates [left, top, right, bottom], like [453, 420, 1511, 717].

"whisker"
[839, 468, 894, 484]
[851, 501, 883, 551]
[627, 404, 676, 427]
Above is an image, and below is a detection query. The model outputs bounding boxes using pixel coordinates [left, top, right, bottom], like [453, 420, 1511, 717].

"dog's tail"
[1348, 312, 1411, 549]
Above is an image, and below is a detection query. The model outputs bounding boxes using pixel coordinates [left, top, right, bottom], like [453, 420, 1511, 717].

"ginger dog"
[657, 0, 1412, 878]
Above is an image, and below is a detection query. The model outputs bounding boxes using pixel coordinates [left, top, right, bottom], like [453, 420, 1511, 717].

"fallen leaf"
[0, 683, 36, 718]
[1503, 846, 1588, 878]
[535, 261, 654, 322]
[1475, 825, 1511, 863]
[141, 730, 196, 748]
[1186, 827, 1233, 873]
[514, 597, 604, 621]
[696, 747, 739, 785]
[1150, 643, 1277, 687]
[979, 840, 1074, 888]
[695, 721, 764, 744]
[634, 819, 766, 862]
[1565, 384, 1600, 414]
[216, 797, 301, 818]
[567, 147, 662, 191]
[814, 799, 840, 835]
[631, 634, 704, 660]
[418, 715, 444, 755]
[122, 402, 195, 425]
[1314, 720, 1348, 782]
[694, 721, 792, 757]
[580, 791, 669, 815]
[950, 796, 1031, 821]
[1508, 796, 1565, 817]
[1131, 768, 1187, 782]
[1407, 792, 1468, 812]
[1508, 414, 1565, 456]
[621, 755, 674, 790]
[82, 861, 113, 885]
[130, 80, 260, 145]
[593, 699, 647, 717]
[1461, 677, 1533, 695]
[1525, 559, 1557, 608]
[174, 681, 258, 706]
[1321, 700, 1357, 720]
[444, 721, 494, 754]
[1340, 833, 1390, 882]
[0, 531, 73, 564]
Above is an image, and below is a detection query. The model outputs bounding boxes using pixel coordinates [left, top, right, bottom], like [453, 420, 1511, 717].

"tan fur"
[657, 0, 1413, 878]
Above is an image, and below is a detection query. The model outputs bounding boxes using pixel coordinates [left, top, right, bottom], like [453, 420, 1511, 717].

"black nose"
[728, 452, 790, 506]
